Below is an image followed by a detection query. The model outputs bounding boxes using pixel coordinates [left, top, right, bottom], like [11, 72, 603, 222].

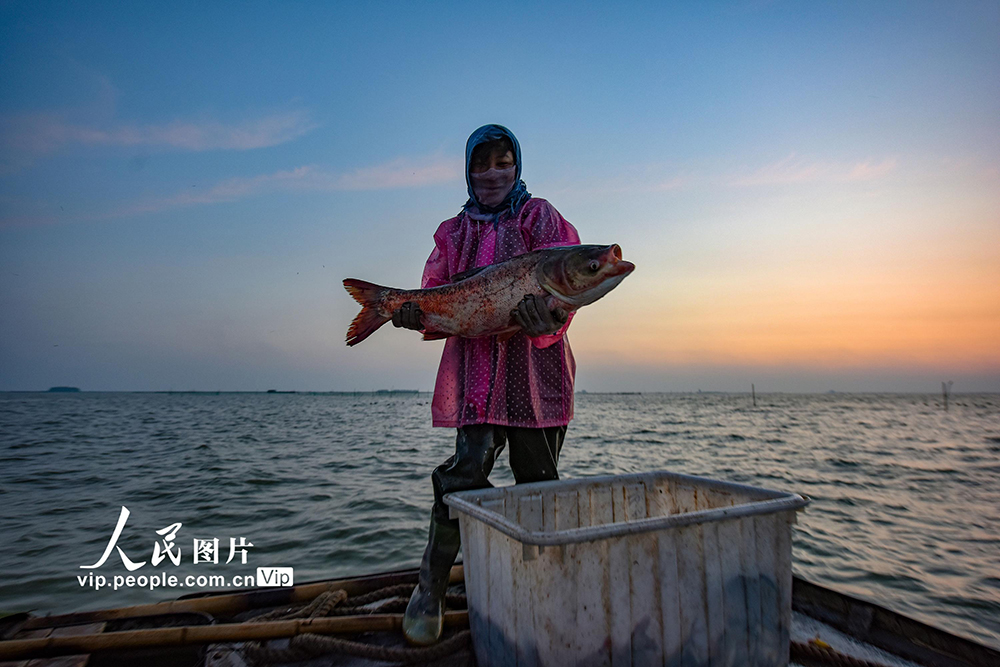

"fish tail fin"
[343, 279, 391, 346]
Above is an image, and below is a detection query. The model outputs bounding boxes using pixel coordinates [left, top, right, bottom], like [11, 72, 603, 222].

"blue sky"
[2, 1, 998, 392]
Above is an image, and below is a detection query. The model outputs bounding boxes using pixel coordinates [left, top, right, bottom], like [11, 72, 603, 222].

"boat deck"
[2, 565, 996, 667]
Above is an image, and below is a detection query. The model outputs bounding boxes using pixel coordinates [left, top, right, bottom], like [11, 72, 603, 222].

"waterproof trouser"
[417, 423, 567, 597]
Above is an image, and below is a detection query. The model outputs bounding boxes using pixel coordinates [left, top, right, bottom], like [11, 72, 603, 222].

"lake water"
[1, 391, 998, 649]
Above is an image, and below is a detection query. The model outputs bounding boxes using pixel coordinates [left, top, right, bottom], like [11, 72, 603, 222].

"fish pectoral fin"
[496, 329, 519, 343]
[421, 330, 452, 341]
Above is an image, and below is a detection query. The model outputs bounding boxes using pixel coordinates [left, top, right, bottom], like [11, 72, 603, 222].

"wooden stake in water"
[752, 383, 757, 407]
[942, 381, 953, 411]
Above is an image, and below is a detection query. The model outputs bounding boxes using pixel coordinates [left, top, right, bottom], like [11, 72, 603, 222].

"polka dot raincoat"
[421, 198, 581, 428]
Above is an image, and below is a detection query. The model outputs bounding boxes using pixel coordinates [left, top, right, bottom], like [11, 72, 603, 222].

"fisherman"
[395, 124, 580, 645]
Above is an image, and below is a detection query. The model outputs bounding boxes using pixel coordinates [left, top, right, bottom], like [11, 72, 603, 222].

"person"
[396, 124, 581, 645]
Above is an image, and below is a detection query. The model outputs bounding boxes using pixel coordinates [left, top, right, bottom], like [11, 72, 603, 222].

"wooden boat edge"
[791, 575, 999, 667]
[3, 566, 997, 666]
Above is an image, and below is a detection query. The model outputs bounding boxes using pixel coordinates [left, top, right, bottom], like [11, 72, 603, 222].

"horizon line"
[2, 389, 996, 395]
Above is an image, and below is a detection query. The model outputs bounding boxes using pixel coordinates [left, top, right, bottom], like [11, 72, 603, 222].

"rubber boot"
[403, 517, 461, 645]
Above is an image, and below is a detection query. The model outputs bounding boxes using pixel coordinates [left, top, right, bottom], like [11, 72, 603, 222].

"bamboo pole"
[23, 565, 463, 630]
[942, 381, 952, 411]
[0, 611, 469, 660]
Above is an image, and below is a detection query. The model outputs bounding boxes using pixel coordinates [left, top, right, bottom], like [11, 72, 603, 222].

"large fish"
[343, 244, 634, 346]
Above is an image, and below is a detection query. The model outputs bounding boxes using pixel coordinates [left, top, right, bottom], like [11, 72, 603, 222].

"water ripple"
[0, 391, 997, 648]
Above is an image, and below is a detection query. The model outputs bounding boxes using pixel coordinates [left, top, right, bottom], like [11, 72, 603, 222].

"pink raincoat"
[422, 198, 581, 428]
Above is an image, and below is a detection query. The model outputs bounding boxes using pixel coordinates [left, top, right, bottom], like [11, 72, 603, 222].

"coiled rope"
[241, 584, 469, 665]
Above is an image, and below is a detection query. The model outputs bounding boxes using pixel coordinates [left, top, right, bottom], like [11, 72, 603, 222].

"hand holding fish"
[392, 301, 423, 331]
[513, 294, 568, 337]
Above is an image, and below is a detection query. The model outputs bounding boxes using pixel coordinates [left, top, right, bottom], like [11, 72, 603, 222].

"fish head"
[538, 244, 635, 308]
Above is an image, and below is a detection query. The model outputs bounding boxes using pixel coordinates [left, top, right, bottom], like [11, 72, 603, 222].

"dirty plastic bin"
[445, 471, 808, 667]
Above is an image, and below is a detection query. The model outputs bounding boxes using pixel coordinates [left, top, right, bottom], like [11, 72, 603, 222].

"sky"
[1, 1, 998, 393]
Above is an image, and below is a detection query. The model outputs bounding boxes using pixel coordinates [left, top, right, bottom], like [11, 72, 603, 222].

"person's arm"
[522, 200, 581, 348]
[421, 229, 451, 289]
[394, 225, 452, 331]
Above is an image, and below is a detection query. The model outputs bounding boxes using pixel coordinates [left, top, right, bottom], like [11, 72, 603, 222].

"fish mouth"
[610, 260, 635, 277]
[603, 244, 634, 277]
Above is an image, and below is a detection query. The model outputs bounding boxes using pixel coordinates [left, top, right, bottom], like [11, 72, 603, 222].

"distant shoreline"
[2, 389, 997, 395]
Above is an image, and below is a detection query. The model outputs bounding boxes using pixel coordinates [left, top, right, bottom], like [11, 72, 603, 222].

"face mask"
[470, 166, 516, 208]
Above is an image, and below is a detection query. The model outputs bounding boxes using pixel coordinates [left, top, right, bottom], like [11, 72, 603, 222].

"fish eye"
[588, 260, 600, 272]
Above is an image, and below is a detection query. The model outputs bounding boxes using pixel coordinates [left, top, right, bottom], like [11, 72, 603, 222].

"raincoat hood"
[463, 124, 531, 219]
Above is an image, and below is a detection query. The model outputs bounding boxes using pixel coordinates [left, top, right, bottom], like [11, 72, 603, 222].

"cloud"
[0, 113, 73, 168]
[111, 167, 320, 217]
[844, 158, 898, 181]
[0, 153, 463, 226]
[731, 154, 823, 186]
[650, 175, 692, 192]
[544, 166, 695, 197]
[106, 154, 463, 217]
[731, 153, 897, 187]
[0, 110, 318, 173]
[336, 156, 463, 190]
[0, 212, 59, 229]
[72, 111, 318, 151]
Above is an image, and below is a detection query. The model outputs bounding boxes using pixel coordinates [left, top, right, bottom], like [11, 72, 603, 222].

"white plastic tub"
[445, 471, 808, 667]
